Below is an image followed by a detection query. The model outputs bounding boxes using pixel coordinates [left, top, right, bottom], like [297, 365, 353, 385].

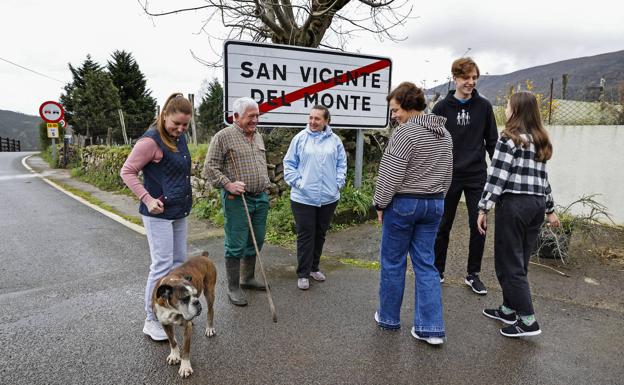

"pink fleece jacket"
[120, 137, 163, 207]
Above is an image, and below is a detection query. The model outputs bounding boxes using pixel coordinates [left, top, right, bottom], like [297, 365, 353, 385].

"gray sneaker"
[297, 278, 309, 290]
[310, 271, 326, 281]
[143, 319, 167, 341]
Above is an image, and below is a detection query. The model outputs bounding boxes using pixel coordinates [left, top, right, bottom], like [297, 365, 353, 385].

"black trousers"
[434, 174, 486, 275]
[495, 194, 545, 316]
[291, 200, 338, 278]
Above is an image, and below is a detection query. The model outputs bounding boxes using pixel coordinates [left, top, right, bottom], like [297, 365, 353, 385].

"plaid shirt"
[478, 134, 555, 213]
[203, 123, 270, 194]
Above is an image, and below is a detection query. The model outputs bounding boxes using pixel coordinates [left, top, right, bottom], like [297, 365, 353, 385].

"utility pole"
[118, 109, 129, 145]
[188, 93, 198, 146]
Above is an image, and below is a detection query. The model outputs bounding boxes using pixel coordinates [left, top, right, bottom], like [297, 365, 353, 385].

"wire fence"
[490, 76, 624, 126]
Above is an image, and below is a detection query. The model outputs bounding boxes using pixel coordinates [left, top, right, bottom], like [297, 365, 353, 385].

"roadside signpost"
[39, 101, 65, 164]
[224, 41, 393, 187]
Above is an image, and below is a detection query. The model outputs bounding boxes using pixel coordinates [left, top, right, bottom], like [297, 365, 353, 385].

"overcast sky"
[2, 0, 623, 116]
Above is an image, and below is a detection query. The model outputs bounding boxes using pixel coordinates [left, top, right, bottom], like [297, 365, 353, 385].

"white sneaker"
[411, 327, 444, 345]
[143, 319, 168, 341]
[297, 278, 309, 290]
[310, 271, 326, 282]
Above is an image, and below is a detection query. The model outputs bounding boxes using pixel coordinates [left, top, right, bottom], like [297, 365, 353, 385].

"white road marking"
[21, 155, 146, 235]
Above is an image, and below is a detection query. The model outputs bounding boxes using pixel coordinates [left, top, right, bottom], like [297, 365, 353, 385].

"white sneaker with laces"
[143, 319, 168, 341]
[310, 271, 326, 281]
[297, 278, 309, 290]
[411, 327, 444, 345]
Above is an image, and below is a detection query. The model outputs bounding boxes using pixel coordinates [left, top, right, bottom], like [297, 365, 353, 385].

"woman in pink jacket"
[120, 93, 193, 341]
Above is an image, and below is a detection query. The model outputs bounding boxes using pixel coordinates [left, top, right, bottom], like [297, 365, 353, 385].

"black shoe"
[500, 320, 541, 337]
[483, 307, 517, 325]
[439, 273, 445, 283]
[465, 274, 487, 295]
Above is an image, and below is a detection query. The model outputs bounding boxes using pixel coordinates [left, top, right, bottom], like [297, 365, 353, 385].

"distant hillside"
[430, 50, 624, 105]
[0, 110, 41, 150]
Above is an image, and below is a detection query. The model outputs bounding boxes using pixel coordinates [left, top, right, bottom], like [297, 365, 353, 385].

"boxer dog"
[152, 251, 217, 378]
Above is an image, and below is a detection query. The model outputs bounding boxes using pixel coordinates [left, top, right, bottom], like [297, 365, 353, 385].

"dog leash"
[228, 150, 278, 323]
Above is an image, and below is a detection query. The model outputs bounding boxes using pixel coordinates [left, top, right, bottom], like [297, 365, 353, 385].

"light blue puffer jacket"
[283, 125, 347, 206]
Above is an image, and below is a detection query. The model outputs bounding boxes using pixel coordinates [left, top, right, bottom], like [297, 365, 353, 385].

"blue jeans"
[142, 215, 188, 321]
[377, 197, 445, 337]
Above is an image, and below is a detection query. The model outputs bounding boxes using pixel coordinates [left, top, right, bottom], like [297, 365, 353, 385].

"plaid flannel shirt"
[478, 134, 554, 213]
[203, 123, 270, 194]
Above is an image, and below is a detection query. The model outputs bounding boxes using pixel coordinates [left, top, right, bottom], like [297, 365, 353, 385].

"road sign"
[47, 125, 59, 138]
[39, 101, 65, 123]
[224, 41, 392, 128]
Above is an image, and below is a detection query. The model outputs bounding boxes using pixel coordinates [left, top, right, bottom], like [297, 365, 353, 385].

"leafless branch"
[358, 0, 396, 7]
[138, 0, 212, 16]
[139, 0, 414, 66]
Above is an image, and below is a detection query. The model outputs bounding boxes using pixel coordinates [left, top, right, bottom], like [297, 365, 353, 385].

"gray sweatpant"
[142, 215, 188, 320]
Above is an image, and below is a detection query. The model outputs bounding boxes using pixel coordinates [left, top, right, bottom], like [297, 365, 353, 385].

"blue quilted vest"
[138, 127, 192, 219]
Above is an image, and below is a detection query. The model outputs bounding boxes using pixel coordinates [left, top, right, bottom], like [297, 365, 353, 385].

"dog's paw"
[166, 348, 181, 365]
[178, 360, 193, 378]
[205, 327, 216, 337]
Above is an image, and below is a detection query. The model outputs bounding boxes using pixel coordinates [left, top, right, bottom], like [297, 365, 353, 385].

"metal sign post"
[354, 130, 364, 188]
[40, 101, 65, 166]
[47, 123, 60, 164]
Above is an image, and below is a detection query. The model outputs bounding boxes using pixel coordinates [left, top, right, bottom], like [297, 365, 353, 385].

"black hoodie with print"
[432, 89, 498, 178]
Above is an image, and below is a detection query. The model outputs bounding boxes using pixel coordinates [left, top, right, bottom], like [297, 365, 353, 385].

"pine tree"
[60, 55, 102, 128]
[71, 70, 121, 141]
[107, 50, 157, 138]
[197, 78, 224, 141]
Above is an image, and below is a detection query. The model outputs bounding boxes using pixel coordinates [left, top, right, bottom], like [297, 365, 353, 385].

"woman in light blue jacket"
[284, 105, 347, 290]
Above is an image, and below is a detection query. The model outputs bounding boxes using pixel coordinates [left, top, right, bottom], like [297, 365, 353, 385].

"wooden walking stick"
[228, 150, 277, 323]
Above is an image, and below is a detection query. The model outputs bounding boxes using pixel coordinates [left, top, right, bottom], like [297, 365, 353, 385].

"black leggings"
[291, 200, 338, 278]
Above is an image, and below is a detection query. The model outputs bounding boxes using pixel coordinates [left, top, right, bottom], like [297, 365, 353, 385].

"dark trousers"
[494, 194, 545, 316]
[291, 200, 338, 278]
[434, 174, 486, 275]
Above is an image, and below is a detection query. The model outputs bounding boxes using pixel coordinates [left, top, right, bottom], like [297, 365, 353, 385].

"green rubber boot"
[225, 258, 247, 306]
[240, 255, 267, 291]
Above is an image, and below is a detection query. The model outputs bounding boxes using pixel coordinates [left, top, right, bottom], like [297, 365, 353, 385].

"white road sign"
[39, 101, 64, 123]
[224, 41, 392, 128]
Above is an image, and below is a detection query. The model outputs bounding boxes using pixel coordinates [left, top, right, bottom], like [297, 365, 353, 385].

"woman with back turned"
[373, 82, 453, 345]
[477, 91, 560, 337]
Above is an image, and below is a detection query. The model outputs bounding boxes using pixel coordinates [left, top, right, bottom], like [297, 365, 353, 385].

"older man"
[203, 97, 270, 306]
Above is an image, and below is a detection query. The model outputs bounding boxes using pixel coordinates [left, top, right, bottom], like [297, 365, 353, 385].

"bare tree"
[139, 0, 413, 54]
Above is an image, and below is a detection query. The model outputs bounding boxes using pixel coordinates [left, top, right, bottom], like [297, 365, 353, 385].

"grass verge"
[50, 179, 143, 226]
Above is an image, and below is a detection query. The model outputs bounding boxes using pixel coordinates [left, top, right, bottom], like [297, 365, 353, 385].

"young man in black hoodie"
[433, 57, 498, 295]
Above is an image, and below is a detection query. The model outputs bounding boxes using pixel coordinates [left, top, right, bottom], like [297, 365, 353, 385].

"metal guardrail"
[0, 137, 21, 152]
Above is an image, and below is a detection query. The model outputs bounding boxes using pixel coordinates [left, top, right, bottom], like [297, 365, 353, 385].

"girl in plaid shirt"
[476, 91, 560, 338]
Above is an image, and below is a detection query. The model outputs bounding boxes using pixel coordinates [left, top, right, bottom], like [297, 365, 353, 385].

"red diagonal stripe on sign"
[228, 58, 391, 121]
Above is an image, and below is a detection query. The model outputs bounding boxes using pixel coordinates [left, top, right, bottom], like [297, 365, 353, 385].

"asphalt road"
[0, 151, 622, 385]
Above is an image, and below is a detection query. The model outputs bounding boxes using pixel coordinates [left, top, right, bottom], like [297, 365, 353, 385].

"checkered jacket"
[203, 123, 270, 194]
[478, 134, 555, 213]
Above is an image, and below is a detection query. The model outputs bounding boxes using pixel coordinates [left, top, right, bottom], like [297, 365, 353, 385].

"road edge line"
[21, 155, 146, 235]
